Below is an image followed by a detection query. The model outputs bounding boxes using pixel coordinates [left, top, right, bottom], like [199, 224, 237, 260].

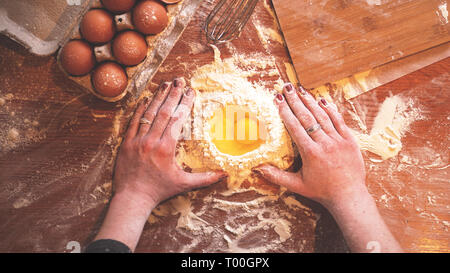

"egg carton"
[0, 0, 202, 102]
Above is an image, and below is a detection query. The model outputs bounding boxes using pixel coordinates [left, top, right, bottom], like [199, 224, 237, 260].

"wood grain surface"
[0, 0, 448, 253]
[272, 0, 450, 88]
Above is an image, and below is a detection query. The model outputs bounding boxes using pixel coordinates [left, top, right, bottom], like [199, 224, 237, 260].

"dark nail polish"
[284, 83, 294, 93]
[174, 78, 185, 88]
[143, 97, 149, 104]
[252, 168, 263, 177]
[275, 93, 284, 102]
[320, 98, 328, 106]
[298, 85, 307, 95]
[219, 171, 229, 179]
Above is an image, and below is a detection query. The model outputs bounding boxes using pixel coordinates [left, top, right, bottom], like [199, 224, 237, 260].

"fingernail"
[143, 97, 149, 104]
[298, 85, 307, 96]
[161, 82, 169, 90]
[214, 171, 228, 179]
[275, 93, 284, 102]
[173, 77, 184, 88]
[252, 168, 264, 177]
[320, 98, 328, 106]
[184, 88, 193, 97]
[284, 83, 294, 93]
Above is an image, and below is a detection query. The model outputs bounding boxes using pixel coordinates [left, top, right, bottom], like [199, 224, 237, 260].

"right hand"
[253, 83, 368, 209]
[253, 84, 404, 253]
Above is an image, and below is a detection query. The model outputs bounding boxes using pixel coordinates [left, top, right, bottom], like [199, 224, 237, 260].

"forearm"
[94, 190, 157, 252]
[327, 187, 403, 253]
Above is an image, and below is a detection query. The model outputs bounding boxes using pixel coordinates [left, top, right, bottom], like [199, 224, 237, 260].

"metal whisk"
[203, 0, 259, 44]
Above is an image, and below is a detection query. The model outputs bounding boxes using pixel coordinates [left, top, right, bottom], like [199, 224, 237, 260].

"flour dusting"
[366, 0, 382, 6]
[351, 95, 425, 160]
[148, 190, 317, 253]
[436, 2, 448, 24]
[178, 45, 295, 190]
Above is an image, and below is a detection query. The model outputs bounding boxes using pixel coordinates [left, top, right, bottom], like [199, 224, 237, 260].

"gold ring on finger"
[139, 117, 152, 125]
[305, 123, 321, 135]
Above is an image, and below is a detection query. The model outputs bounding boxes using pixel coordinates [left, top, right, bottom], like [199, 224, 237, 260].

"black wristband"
[84, 239, 132, 253]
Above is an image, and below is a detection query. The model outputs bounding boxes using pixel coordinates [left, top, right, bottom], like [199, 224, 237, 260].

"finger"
[318, 99, 352, 139]
[125, 97, 150, 140]
[162, 87, 195, 147]
[183, 171, 228, 189]
[147, 77, 185, 140]
[275, 93, 315, 156]
[253, 164, 305, 194]
[280, 83, 328, 142]
[137, 82, 171, 137]
[296, 86, 340, 138]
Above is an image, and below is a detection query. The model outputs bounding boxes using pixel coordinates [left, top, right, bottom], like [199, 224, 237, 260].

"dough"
[176, 45, 295, 190]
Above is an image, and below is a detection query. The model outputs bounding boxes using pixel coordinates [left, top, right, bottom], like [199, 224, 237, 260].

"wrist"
[94, 187, 157, 251]
[323, 183, 373, 217]
[320, 185, 402, 253]
[112, 187, 158, 215]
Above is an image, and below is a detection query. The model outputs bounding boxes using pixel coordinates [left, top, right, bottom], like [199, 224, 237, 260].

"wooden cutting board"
[272, 0, 450, 89]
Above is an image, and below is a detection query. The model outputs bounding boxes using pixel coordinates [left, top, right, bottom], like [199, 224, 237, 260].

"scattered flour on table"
[436, 2, 448, 25]
[253, 19, 285, 50]
[0, 93, 45, 153]
[148, 191, 317, 252]
[366, 0, 383, 6]
[351, 95, 425, 160]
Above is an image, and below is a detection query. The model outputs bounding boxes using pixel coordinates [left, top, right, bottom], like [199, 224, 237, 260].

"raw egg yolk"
[209, 105, 267, 156]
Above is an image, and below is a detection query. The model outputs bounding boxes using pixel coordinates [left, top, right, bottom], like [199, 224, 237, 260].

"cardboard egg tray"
[0, 0, 202, 102]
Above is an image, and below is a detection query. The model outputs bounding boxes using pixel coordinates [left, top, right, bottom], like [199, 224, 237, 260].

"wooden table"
[0, 0, 448, 253]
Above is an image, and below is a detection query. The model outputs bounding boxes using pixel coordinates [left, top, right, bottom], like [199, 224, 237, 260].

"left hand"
[94, 78, 227, 252]
[113, 77, 228, 208]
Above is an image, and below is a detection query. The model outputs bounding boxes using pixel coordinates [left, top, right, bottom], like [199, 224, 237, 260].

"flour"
[312, 86, 419, 162]
[262, 0, 279, 27]
[282, 195, 312, 215]
[112, 108, 124, 138]
[254, 21, 284, 49]
[12, 197, 32, 209]
[148, 190, 316, 252]
[351, 95, 425, 160]
[436, 2, 448, 25]
[366, 0, 382, 6]
[178, 45, 295, 190]
[188, 42, 208, 55]
[252, 4, 284, 52]
[170, 195, 213, 234]
[7, 128, 20, 142]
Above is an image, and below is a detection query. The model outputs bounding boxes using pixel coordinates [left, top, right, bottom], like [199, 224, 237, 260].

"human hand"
[252, 83, 403, 252]
[113, 77, 228, 209]
[93, 78, 227, 251]
[253, 83, 367, 209]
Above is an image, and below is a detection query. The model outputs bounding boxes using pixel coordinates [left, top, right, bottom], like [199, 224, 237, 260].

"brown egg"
[101, 0, 136, 14]
[92, 62, 128, 97]
[60, 40, 95, 76]
[132, 1, 168, 35]
[80, 9, 116, 44]
[112, 31, 148, 66]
